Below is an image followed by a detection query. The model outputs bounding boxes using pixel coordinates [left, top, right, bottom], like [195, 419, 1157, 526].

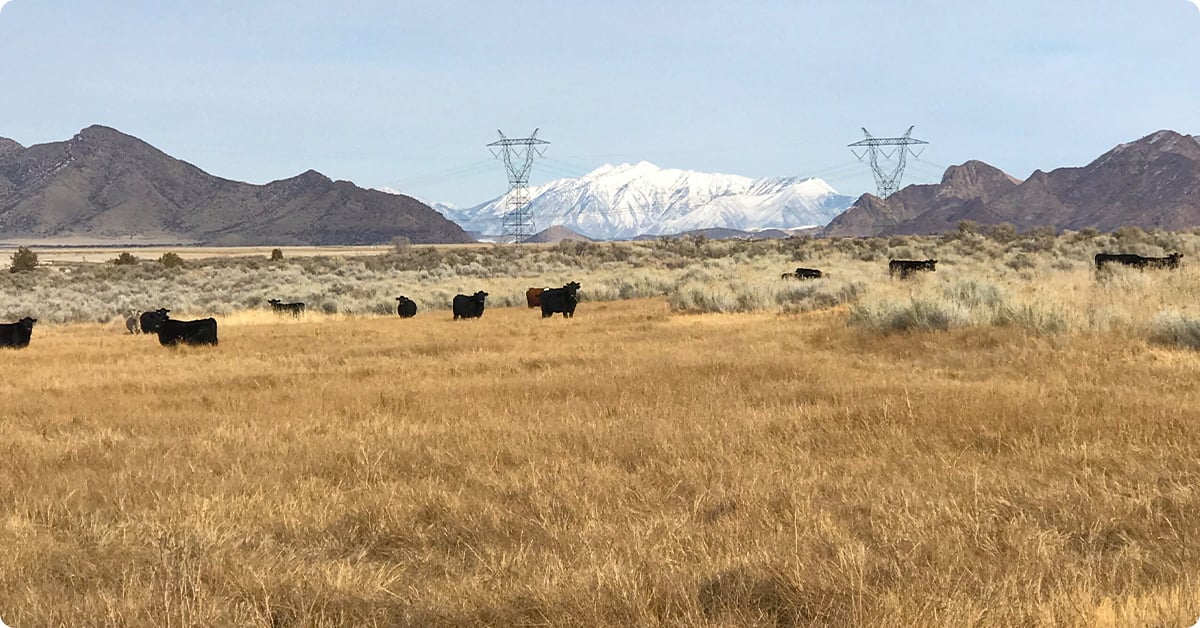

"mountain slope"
[825, 160, 1022, 237]
[524, 225, 592, 243]
[0, 125, 473, 245]
[980, 130, 1200, 232]
[442, 162, 854, 240]
[824, 131, 1200, 236]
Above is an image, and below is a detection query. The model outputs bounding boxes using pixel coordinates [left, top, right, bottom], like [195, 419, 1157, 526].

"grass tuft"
[1148, 311, 1200, 349]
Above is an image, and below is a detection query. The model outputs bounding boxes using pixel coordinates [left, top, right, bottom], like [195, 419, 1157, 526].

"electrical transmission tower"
[848, 126, 928, 198]
[487, 129, 550, 243]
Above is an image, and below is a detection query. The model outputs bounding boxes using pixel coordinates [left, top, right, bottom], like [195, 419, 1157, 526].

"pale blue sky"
[1, 1, 1197, 207]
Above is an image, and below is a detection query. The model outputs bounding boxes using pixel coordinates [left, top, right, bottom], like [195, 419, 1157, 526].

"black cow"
[782, 267, 824, 280]
[889, 259, 937, 279]
[452, 291, 488, 320]
[541, 281, 580, 319]
[268, 299, 306, 316]
[157, 317, 218, 347]
[140, 308, 170, 334]
[396, 296, 417, 318]
[1095, 252, 1182, 271]
[0, 317, 36, 349]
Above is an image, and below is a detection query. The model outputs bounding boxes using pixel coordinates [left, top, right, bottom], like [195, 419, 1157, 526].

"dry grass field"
[3, 289, 1200, 626]
[5, 229, 1200, 626]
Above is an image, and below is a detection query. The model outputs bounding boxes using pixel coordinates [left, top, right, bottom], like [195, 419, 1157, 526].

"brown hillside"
[0, 125, 473, 245]
[981, 130, 1200, 232]
[823, 130, 1200, 236]
[525, 225, 593, 243]
[824, 160, 1021, 237]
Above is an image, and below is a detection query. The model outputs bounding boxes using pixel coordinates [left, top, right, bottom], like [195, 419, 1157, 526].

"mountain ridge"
[825, 130, 1200, 236]
[0, 125, 473, 245]
[437, 161, 854, 240]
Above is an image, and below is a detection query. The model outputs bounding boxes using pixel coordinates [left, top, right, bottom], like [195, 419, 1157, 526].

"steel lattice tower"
[848, 127, 928, 198]
[487, 129, 549, 243]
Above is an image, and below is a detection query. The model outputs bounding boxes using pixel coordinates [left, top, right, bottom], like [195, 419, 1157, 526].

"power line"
[487, 129, 549, 243]
[379, 159, 497, 189]
[848, 127, 929, 198]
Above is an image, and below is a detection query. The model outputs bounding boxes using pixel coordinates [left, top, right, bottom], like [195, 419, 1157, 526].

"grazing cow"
[781, 267, 824, 280]
[452, 291, 488, 320]
[889, 259, 938, 279]
[1095, 252, 1182, 271]
[396, 296, 418, 318]
[125, 311, 141, 334]
[0, 317, 36, 349]
[157, 317, 218, 347]
[526, 287, 546, 308]
[140, 308, 170, 334]
[268, 299, 306, 316]
[541, 281, 581, 319]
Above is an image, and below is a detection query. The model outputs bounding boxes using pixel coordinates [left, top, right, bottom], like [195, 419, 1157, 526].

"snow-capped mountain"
[435, 162, 854, 240]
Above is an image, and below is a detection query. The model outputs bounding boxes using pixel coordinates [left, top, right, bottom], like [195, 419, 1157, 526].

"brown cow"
[526, 287, 546, 308]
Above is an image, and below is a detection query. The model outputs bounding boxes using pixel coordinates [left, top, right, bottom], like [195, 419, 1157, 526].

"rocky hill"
[524, 225, 593, 244]
[825, 130, 1200, 237]
[0, 125, 473, 245]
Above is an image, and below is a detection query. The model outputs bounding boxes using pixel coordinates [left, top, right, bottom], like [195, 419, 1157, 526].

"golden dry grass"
[3, 299, 1200, 626]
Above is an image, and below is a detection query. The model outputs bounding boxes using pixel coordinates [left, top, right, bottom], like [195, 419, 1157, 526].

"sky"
[0, 1, 1198, 208]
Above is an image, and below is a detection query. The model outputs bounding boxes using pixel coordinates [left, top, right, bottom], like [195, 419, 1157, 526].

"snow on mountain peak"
[440, 162, 854, 240]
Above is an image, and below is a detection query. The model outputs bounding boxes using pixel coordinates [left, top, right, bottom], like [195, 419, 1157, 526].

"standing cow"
[540, 281, 580, 319]
[1095, 252, 1182, 271]
[452, 291, 488, 320]
[889, 259, 937, 279]
[268, 299, 306, 316]
[0, 317, 36, 349]
[140, 308, 170, 334]
[396, 296, 418, 318]
[157, 317, 218, 347]
[782, 268, 825, 280]
[526, 287, 546, 308]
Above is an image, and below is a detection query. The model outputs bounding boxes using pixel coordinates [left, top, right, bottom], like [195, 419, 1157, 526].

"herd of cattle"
[1, 281, 584, 350]
[1, 253, 1188, 350]
[779, 259, 942, 281]
[780, 252, 1185, 282]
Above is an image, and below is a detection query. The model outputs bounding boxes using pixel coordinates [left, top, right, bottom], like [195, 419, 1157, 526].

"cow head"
[474, 291, 488, 302]
[925, 260, 938, 269]
[268, 299, 281, 306]
[1169, 253, 1184, 266]
[18, 317, 36, 330]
